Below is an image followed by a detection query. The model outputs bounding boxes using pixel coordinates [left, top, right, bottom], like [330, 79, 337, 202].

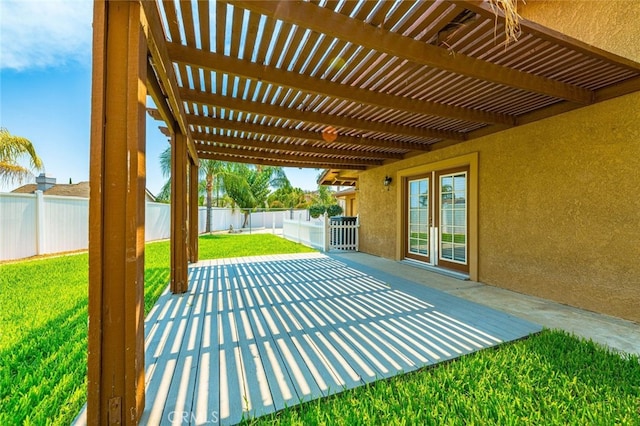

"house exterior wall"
[357, 1, 640, 322]
[337, 192, 358, 216]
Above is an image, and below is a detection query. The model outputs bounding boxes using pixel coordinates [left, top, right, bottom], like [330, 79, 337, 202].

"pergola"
[88, 0, 640, 423]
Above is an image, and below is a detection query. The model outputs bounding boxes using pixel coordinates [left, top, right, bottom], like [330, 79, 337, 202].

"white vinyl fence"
[282, 213, 359, 252]
[0, 191, 309, 262]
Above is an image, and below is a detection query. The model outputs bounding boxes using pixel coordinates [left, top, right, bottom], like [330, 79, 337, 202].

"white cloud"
[0, 0, 93, 70]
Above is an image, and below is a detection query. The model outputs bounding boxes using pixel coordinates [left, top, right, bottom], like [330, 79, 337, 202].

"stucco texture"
[357, 2, 640, 322]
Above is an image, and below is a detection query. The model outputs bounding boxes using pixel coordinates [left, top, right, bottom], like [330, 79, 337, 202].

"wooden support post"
[171, 129, 188, 293]
[189, 156, 199, 263]
[88, 1, 146, 424]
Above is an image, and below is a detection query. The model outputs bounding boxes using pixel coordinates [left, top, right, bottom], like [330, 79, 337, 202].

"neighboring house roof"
[334, 188, 356, 198]
[12, 182, 90, 198]
[11, 182, 157, 201]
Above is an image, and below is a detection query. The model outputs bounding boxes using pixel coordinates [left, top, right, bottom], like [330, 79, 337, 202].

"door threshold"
[401, 259, 470, 281]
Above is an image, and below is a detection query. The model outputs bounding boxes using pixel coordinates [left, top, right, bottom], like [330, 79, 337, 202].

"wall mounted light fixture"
[384, 175, 392, 190]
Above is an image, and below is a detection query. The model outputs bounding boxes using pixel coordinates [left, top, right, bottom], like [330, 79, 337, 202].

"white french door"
[405, 167, 469, 273]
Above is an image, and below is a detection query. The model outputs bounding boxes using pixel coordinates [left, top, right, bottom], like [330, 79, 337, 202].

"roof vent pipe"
[36, 173, 56, 192]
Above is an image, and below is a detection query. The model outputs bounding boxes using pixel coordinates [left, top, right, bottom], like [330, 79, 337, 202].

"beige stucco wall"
[357, 1, 640, 322]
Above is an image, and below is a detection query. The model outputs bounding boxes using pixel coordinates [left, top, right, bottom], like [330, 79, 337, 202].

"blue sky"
[0, 0, 321, 195]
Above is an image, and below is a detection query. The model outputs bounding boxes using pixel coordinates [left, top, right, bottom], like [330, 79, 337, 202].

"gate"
[329, 216, 359, 251]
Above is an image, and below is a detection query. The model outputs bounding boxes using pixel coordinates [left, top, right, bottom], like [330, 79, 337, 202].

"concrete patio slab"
[331, 252, 640, 357]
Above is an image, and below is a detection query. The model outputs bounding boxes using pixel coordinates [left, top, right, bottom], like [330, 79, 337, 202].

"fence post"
[355, 214, 360, 252]
[323, 212, 330, 252]
[272, 211, 276, 233]
[297, 213, 301, 244]
[35, 190, 45, 255]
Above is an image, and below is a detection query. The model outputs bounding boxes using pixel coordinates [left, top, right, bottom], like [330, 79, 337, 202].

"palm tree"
[199, 159, 227, 232]
[0, 128, 44, 187]
[222, 164, 290, 227]
[156, 146, 172, 202]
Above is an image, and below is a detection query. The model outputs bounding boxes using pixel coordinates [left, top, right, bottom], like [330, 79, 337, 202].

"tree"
[222, 164, 290, 227]
[0, 128, 44, 187]
[158, 147, 291, 228]
[200, 159, 227, 232]
[156, 146, 172, 202]
[268, 185, 308, 209]
[308, 184, 343, 218]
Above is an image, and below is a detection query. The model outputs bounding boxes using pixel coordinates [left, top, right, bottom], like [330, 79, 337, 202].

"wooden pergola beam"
[195, 140, 384, 166]
[197, 151, 368, 170]
[229, 0, 594, 104]
[88, 1, 146, 423]
[170, 128, 188, 294]
[180, 88, 461, 142]
[187, 114, 432, 152]
[189, 157, 199, 263]
[191, 130, 404, 160]
[168, 43, 515, 126]
[146, 62, 174, 135]
[140, 0, 199, 166]
[454, 0, 640, 73]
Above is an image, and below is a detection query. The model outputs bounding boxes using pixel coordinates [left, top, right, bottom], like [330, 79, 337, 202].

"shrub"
[309, 204, 325, 218]
[326, 204, 344, 217]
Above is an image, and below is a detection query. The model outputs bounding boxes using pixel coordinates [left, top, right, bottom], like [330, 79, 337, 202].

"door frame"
[403, 173, 432, 263]
[395, 152, 478, 281]
[434, 166, 470, 273]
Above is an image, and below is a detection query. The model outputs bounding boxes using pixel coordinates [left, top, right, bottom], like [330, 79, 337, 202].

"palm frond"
[488, 0, 523, 45]
[0, 128, 44, 186]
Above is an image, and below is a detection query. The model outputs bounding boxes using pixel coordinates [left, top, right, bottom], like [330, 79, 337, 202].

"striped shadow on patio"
[138, 252, 541, 425]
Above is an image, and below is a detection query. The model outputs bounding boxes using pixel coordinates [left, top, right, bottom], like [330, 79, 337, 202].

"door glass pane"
[440, 172, 467, 264]
[408, 177, 429, 257]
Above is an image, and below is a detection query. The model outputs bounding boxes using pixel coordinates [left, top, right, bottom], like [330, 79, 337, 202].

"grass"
[2, 234, 639, 424]
[244, 330, 640, 425]
[0, 233, 314, 425]
[409, 233, 466, 244]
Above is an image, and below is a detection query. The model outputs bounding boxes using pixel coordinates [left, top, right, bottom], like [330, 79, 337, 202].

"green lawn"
[244, 330, 640, 425]
[1, 234, 639, 425]
[0, 234, 314, 425]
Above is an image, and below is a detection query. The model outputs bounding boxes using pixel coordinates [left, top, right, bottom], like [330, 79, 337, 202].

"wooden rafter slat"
[161, 0, 181, 43]
[324, 41, 357, 81]
[197, 1, 211, 93]
[272, 22, 296, 68]
[382, 1, 415, 31]
[254, 15, 277, 65]
[243, 11, 261, 61]
[181, 87, 462, 142]
[395, 1, 434, 37]
[292, 28, 320, 73]
[339, 46, 375, 86]
[168, 43, 514, 125]
[194, 137, 385, 166]
[336, 0, 359, 17]
[230, 0, 593, 104]
[186, 109, 433, 152]
[316, 39, 349, 79]
[181, 0, 197, 47]
[280, 25, 306, 69]
[369, 0, 395, 27]
[414, 3, 464, 42]
[141, 1, 198, 164]
[215, 0, 227, 54]
[230, 2, 244, 58]
[197, 151, 369, 170]
[146, 63, 174, 135]
[187, 116, 405, 159]
[303, 33, 334, 76]
[454, 0, 640, 73]
[445, 17, 494, 54]
[354, 0, 378, 21]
